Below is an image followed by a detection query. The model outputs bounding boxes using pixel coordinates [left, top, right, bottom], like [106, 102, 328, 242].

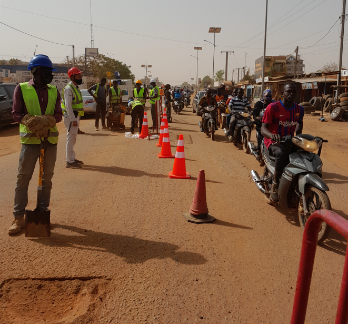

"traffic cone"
[158, 125, 174, 158]
[169, 134, 190, 179]
[139, 111, 148, 139]
[183, 170, 215, 223]
[156, 118, 165, 147]
[163, 109, 170, 128]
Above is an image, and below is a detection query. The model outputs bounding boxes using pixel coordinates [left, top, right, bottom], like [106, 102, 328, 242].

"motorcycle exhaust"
[250, 170, 266, 194]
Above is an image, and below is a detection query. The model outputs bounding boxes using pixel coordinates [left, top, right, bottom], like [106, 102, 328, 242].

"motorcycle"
[230, 111, 254, 154]
[198, 105, 218, 141]
[250, 134, 331, 243]
[249, 108, 265, 160]
[184, 96, 191, 108]
[217, 100, 227, 128]
[173, 99, 184, 114]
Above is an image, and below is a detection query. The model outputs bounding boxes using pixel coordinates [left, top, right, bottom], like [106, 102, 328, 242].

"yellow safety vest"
[132, 100, 143, 109]
[110, 87, 121, 104]
[149, 86, 160, 104]
[19, 82, 59, 144]
[61, 82, 84, 116]
[133, 88, 145, 104]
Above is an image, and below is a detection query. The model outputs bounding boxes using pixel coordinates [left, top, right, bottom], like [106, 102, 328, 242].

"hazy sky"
[0, 0, 346, 85]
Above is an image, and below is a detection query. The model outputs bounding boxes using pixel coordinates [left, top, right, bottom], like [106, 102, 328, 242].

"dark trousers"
[226, 113, 232, 128]
[269, 143, 288, 177]
[95, 101, 106, 128]
[151, 103, 157, 127]
[228, 115, 237, 135]
[256, 130, 263, 152]
[131, 105, 144, 133]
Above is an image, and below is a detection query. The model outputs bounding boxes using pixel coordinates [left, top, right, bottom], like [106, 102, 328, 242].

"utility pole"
[261, 0, 269, 93]
[232, 69, 234, 84]
[90, 0, 94, 48]
[221, 51, 234, 81]
[243, 67, 245, 79]
[294, 46, 299, 79]
[237, 68, 240, 83]
[72, 45, 75, 66]
[66, 56, 69, 68]
[337, 0, 346, 96]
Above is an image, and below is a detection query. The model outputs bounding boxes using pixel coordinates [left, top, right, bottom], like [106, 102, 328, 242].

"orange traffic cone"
[163, 109, 170, 128]
[156, 118, 165, 147]
[169, 134, 190, 179]
[183, 170, 215, 223]
[139, 111, 148, 139]
[158, 125, 174, 158]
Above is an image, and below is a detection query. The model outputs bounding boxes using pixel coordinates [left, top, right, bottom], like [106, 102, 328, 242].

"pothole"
[0, 277, 110, 324]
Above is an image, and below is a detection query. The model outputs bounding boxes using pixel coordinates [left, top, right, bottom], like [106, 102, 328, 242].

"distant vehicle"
[0, 83, 16, 130]
[119, 79, 133, 103]
[192, 91, 206, 115]
[80, 89, 96, 114]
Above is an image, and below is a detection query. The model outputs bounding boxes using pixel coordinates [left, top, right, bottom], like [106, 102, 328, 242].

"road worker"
[149, 78, 160, 128]
[133, 80, 146, 106]
[88, 78, 108, 131]
[109, 79, 125, 127]
[61, 67, 84, 168]
[9, 54, 62, 234]
[128, 98, 144, 134]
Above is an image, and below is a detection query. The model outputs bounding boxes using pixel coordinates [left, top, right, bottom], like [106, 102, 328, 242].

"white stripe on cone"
[162, 137, 170, 142]
[177, 140, 184, 146]
[160, 129, 163, 134]
[164, 128, 168, 133]
[175, 151, 185, 159]
[143, 122, 148, 125]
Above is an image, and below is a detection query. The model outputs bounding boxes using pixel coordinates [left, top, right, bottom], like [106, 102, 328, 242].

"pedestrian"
[88, 78, 107, 131]
[9, 54, 62, 234]
[129, 99, 144, 134]
[61, 67, 84, 168]
[109, 79, 125, 128]
[164, 84, 173, 122]
[148, 79, 160, 128]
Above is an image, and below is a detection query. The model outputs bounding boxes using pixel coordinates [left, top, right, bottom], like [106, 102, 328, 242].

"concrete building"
[286, 54, 305, 77]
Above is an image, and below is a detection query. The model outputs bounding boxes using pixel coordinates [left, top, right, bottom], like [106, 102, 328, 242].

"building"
[286, 54, 305, 77]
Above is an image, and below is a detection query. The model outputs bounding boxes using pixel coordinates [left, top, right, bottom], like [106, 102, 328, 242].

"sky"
[0, 0, 347, 85]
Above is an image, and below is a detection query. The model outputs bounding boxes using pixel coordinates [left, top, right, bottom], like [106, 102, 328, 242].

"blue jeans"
[13, 143, 57, 218]
[226, 113, 232, 128]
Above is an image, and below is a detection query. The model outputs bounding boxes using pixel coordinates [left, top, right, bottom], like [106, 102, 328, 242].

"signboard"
[85, 48, 98, 57]
[0, 69, 10, 77]
[256, 76, 269, 83]
[341, 70, 348, 77]
[52, 74, 70, 93]
[301, 82, 318, 90]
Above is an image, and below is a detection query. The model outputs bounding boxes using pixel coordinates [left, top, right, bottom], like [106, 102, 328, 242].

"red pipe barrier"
[291, 209, 348, 324]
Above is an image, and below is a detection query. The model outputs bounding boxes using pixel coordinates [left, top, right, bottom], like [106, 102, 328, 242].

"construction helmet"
[68, 67, 83, 78]
[150, 78, 157, 84]
[135, 80, 142, 85]
[28, 54, 56, 71]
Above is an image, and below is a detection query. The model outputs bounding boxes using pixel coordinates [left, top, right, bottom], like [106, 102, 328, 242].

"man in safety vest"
[133, 80, 146, 106]
[128, 99, 144, 134]
[149, 78, 160, 128]
[9, 54, 62, 234]
[88, 78, 107, 131]
[62, 67, 84, 168]
[109, 79, 122, 108]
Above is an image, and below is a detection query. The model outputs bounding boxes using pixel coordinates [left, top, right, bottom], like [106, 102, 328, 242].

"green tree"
[242, 69, 255, 83]
[181, 82, 190, 87]
[0, 59, 6, 65]
[8, 58, 21, 65]
[201, 75, 213, 86]
[68, 54, 135, 82]
[214, 70, 225, 82]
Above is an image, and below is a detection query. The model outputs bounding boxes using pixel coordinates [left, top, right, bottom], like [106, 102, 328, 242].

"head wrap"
[261, 89, 273, 103]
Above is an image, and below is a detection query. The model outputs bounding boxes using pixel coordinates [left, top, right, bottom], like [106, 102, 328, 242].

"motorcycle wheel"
[211, 124, 215, 141]
[243, 131, 251, 154]
[298, 186, 331, 244]
[233, 129, 239, 147]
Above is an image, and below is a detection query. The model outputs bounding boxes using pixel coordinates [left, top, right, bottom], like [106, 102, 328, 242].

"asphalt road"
[0, 107, 348, 323]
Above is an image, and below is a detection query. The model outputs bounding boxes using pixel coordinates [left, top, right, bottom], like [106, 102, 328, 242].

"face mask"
[74, 78, 83, 85]
[149, 85, 153, 89]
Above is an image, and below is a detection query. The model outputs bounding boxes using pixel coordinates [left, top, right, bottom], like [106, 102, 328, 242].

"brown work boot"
[77, 129, 85, 134]
[66, 161, 82, 168]
[8, 216, 25, 235]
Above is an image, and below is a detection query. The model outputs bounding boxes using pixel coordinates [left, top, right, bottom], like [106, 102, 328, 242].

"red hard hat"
[68, 67, 83, 78]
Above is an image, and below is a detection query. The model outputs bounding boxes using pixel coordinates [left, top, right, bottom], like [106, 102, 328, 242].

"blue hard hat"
[128, 99, 134, 103]
[28, 54, 57, 71]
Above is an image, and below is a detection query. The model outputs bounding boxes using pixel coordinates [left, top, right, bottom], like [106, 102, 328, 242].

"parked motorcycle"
[250, 134, 331, 243]
[231, 111, 254, 153]
[198, 105, 218, 141]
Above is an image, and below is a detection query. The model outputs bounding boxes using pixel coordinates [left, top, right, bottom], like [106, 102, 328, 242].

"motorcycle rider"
[164, 84, 173, 122]
[173, 88, 183, 111]
[252, 89, 274, 162]
[227, 88, 251, 142]
[224, 88, 238, 134]
[261, 82, 304, 203]
[198, 88, 217, 132]
[183, 88, 191, 105]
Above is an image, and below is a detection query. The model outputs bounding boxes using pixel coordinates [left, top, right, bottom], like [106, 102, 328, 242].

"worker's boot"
[8, 216, 25, 235]
[66, 161, 82, 169]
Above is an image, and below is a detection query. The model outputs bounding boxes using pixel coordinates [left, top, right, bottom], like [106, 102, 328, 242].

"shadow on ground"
[322, 172, 348, 185]
[213, 219, 253, 230]
[32, 224, 207, 265]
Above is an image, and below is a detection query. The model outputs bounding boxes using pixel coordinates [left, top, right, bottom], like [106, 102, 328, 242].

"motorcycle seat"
[263, 145, 276, 162]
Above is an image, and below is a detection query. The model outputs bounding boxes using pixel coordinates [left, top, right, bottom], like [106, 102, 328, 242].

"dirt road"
[0, 108, 348, 323]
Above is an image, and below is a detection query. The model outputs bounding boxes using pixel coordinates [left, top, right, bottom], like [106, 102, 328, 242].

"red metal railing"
[291, 210, 348, 324]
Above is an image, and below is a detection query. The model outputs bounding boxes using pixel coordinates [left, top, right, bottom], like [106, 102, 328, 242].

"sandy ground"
[0, 106, 348, 323]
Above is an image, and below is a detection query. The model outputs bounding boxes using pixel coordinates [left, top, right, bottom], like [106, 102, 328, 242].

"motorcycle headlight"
[205, 113, 210, 117]
[292, 137, 320, 152]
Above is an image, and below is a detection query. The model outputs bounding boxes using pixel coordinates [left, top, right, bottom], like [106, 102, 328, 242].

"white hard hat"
[150, 78, 156, 83]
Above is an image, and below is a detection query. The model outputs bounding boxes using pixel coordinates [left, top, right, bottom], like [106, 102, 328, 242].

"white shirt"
[63, 81, 78, 121]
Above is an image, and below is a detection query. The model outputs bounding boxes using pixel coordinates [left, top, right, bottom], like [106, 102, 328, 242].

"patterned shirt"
[229, 96, 251, 112]
[262, 101, 304, 148]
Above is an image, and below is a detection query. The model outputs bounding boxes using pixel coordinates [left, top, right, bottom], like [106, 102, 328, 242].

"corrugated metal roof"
[292, 77, 337, 83]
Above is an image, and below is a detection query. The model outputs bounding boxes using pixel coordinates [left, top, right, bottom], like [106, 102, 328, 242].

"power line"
[305, 18, 340, 48]
[0, 21, 72, 46]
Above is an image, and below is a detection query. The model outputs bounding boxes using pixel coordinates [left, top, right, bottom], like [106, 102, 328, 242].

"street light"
[141, 64, 152, 86]
[207, 27, 221, 80]
[192, 47, 202, 93]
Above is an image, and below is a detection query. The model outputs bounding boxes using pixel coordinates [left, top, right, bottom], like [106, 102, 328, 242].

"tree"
[65, 54, 134, 82]
[181, 82, 190, 87]
[201, 75, 213, 86]
[214, 70, 225, 82]
[8, 58, 21, 65]
[0, 59, 6, 65]
[241, 69, 255, 83]
[318, 62, 338, 73]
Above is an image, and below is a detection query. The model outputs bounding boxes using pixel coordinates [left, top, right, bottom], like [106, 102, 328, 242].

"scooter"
[250, 134, 331, 244]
